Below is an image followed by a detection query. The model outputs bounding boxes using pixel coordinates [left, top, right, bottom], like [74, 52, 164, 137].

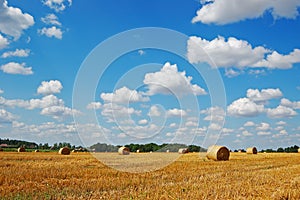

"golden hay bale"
[298, 148, 300, 153]
[136, 149, 140, 153]
[178, 148, 189, 154]
[166, 149, 170, 153]
[118, 146, 130, 155]
[34, 149, 40, 152]
[58, 147, 70, 155]
[246, 147, 257, 154]
[18, 147, 26, 152]
[206, 145, 230, 161]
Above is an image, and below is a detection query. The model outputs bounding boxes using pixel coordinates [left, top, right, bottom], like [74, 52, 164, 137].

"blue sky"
[1, 0, 300, 150]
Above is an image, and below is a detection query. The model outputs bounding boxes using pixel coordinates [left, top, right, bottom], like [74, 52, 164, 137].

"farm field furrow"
[0, 152, 300, 199]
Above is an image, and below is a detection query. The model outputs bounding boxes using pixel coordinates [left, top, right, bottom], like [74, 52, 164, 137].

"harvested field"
[0, 152, 300, 199]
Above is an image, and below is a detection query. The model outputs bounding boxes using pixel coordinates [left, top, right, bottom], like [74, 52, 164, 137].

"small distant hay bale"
[166, 149, 170, 153]
[246, 147, 257, 154]
[58, 147, 70, 155]
[118, 146, 130, 155]
[18, 147, 26, 152]
[206, 145, 230, 161]
[149, 151, 153, 153]
[298, 148, 300, 153]
[136, 149, 140, 153]
[34, 149, 40, 152]
[238, 150, 242, 153]
[178, 148, 189, 154]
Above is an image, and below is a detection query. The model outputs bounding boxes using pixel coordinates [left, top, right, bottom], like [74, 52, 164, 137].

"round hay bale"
[206, 145, 230, 161]
[58, 147, 70, 155]
[118, 146, 130, 155]
[166, 149, 169, 153]
[34, 149, 40, 152]
[246, 147, 257, 154]
[298, 148, 300, 153]
[18, 147, 26, 152]
[178, 148, 189, 154]
[136, 149, 140, 153]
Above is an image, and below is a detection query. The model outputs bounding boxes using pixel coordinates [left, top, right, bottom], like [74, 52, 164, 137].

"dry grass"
[0, 152, 300, 199]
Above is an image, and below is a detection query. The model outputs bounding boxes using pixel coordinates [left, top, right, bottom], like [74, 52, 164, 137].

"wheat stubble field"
[0, 152, 300, 199]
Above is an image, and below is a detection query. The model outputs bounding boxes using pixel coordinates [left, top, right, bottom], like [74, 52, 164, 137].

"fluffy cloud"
[185, 121, 198, 127]
[0, 33, 9, 49]
[201, 106, 225, 122]
[276, 121, 286, 126]
[37, 80, 63, 95]
[208, 123, 222, 131]
[266, 105, 297, 118]
[29, 95, 64, 109]
[0, 89, 3, 94]
[86, 102, 102, 110]
[256, 122, 271, 131]
[257, 131, 272, 136]
[101, 86, 149, 104]
[148, 105, 161, 117]
[280, 98, 300, 109]
[192, 0, 300, 25]
[166, 108, 187, 117]
[187, 36, 300, 70]
[246, 88, 283, 104]
[38, 26, 63, 39]
[242, 130, 253, 136]
[255, 49, 300, 69]
[40, 106, 80, 120]
[42, 0, 72, 12]
[227, 98, 264, 117]
[244, 121, 255, 127]
[138, 119, 148, 125]
[225, 68, 240, 78]
[0, 0, 34, 39]
[0, 108, 15, 123]
[0, 62, 33, 75]
[41, 13, 61, 26]
[144, 62, 207, 96]
[1, 49, 30, 58]
[0, 94, 63, 109]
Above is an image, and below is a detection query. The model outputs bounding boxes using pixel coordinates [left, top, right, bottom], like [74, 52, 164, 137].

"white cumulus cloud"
[0, 62, 33, 75]
[86, 102, 102, 110]
[0, 0, 34, 39]
[166, 108, 187, 117]
[256, 122, 271, 131]
[148, 105, 161, 117]
[0, 108, 15, 123]
[0, 33, 9, 49]
[41, 13, 61, 26]
[266, 105, 297, 118]
[244, 121, 255, 127]
[227, 98, 264, 117]
[138, 119, 148, 125]
[192, 0, 300, 25]
[101, 86, 149, 104]
[246, 88, 283, 104]
[144, 62, 206, 96]
[1, 49, 30, 58]
[42, 0, 72, 12]
[280, 98, 300, 109]
[40, 105, 80, 120]
[38, 26, 63, 39]
[187, 36, 300, 70]
[37, 80, 63, 95]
